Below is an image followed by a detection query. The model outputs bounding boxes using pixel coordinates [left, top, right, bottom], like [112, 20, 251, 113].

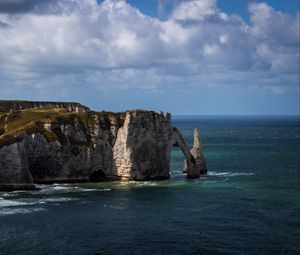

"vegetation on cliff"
[0, 99, 90, 113]
[0, 100, 171, 149]
[0, 108, 125, 148]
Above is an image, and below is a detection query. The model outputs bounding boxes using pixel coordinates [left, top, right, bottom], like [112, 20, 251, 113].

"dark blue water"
[1, 116, 299, 255]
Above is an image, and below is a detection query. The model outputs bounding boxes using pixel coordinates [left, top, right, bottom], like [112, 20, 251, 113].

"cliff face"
[112, 111, 173, 180]
[0, 101, 207, 190]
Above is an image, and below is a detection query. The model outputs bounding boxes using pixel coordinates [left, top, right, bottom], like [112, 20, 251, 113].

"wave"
[129, 181, 158, 187]
[39, 197, 77, 203]
[0, 207, 46, 216]
[0, 197, 46, 216]
[208, 171, 254, 177]
[100, 188, 112, 192]
[77, 186, 110, 192]
[114, 181, 159, 188]
[0, 195, 79, 209]
[0, 198, 34, 208]
[103, 204, 126, 210]
[37, 184, 109, 193]
[53, 186, 70, 190]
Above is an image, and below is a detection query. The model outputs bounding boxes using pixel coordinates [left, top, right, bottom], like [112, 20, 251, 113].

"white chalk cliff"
[0, 100, 207, 191]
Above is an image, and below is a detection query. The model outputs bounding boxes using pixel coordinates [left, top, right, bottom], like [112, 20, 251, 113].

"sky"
[0, 0, 299, 115]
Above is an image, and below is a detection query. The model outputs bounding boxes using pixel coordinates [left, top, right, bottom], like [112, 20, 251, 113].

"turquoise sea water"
[0, 116, 299, 255]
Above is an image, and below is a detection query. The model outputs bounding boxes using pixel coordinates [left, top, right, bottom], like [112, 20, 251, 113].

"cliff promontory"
[0, 100, 207, 191]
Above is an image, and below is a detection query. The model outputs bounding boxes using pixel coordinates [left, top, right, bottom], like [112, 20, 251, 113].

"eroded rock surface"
[0, 101, 207, 190]
[183, 128, 207, 176]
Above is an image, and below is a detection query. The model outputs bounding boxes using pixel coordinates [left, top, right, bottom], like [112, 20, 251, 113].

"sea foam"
[0, 207, 46, 216]
[208, 171, 254, 177]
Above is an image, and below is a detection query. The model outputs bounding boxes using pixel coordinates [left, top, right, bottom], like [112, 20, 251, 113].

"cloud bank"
[0, 0, 299, 113]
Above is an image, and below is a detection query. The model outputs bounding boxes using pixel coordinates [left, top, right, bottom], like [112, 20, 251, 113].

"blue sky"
[0, 0, 299, 115]
[118, 0, 299, 21]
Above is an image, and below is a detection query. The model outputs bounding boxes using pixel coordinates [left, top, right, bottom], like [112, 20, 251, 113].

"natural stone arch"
[172, 127, 207, 179]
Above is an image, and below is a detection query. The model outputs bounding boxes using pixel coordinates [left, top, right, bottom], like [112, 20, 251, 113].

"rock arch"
[172, 127, 207, 179]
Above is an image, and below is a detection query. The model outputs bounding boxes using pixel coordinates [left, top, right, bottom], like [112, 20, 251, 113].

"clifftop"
[0, 99, 90, 113]
[0, 100, 171, 149]
[0, 109, 122, 148]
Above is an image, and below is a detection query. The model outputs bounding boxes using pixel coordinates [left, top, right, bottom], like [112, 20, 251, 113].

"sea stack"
[183, 128, 207, 176]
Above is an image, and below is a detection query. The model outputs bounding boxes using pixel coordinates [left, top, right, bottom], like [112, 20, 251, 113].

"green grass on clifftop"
[0, 109, 126, 148]
[0, 100, 168, 149]
[0, 99, 90, 113]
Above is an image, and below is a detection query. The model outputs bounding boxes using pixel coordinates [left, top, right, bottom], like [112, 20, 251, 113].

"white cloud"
[0, 0, 298, 102]
[171, 0, 217, 21]
[249, 2, 299, 47]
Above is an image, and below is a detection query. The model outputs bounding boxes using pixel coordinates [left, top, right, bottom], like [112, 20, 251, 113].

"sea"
[0, 116, 299, 255]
